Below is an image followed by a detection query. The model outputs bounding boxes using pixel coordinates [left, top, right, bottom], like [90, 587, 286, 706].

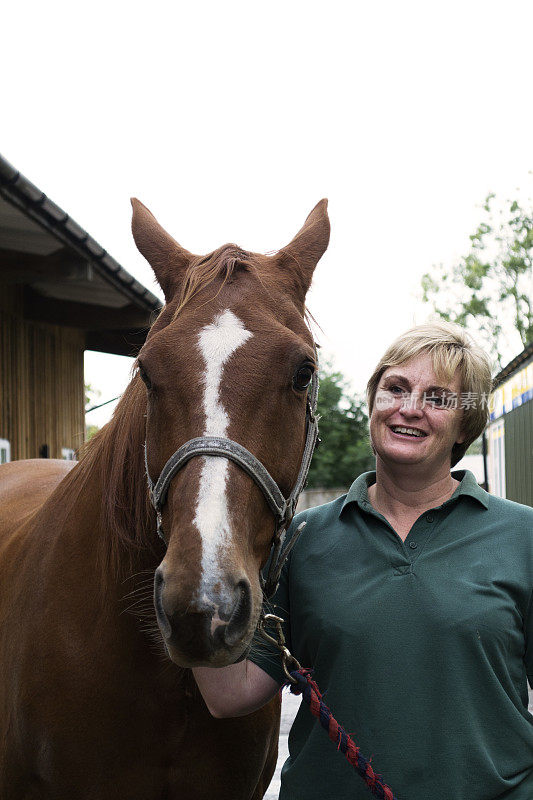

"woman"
[194, 321, 533, 800]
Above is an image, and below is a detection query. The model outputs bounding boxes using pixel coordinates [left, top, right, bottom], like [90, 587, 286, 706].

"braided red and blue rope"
[287, 669, 398, 800]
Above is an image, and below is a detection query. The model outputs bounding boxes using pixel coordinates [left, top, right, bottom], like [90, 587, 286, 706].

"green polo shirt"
[250, 471, 533, 800]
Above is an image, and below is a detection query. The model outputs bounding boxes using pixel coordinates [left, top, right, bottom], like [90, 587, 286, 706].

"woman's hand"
[193, 660, 281, 718]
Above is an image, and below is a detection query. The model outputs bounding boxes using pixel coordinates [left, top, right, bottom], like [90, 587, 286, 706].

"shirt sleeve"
[526, 588, 533, 689]
[247, 525, 295, 687]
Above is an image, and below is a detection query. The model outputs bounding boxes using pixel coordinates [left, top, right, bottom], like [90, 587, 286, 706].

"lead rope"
[257, 614, 399, 800]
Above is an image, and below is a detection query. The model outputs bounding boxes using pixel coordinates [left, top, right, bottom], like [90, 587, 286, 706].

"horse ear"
[273, 199, 330, 303]
[131, 198, 193, 302]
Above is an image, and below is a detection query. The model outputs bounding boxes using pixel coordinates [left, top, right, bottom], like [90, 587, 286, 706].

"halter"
[145, 370, 319, 599]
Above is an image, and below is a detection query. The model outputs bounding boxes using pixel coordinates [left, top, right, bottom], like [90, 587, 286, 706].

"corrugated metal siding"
[504, 399, 533, 506]
[1, 290, 85, 460]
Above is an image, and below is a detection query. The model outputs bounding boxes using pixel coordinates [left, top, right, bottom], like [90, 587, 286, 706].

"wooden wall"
[1, 286, 85, 460]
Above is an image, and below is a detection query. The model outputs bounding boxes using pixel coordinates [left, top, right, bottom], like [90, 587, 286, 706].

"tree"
[421, 190, 533, 367]
[85, 424, 100, 441]
[306, 364, 374, 489]
[85, 382, 101, 409]
[85, 383, 101, 441]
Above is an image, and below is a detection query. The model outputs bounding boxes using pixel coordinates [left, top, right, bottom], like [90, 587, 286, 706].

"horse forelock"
[172, 245, 260, 319]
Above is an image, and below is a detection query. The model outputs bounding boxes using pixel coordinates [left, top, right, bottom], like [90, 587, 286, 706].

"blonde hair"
[366, 321, 493, 467]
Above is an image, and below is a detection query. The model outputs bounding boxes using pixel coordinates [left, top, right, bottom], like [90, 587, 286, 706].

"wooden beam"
[0, 247, 89, 284]
[85, 329, 149, 357]
[23, 286, 153, 330]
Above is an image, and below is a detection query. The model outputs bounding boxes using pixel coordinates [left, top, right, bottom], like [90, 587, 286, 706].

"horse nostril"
[153, 567, 172, 639]
[224, 579, 252, 647]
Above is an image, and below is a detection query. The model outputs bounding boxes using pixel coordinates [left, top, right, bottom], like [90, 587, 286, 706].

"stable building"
[486, 342, 533, 506]
[0, 155, 161, 462]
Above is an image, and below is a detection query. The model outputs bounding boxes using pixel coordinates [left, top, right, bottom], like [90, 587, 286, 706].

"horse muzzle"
[153, 567, 255, 666]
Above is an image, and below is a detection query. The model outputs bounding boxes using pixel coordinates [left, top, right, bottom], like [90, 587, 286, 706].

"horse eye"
[138, 363, 152, 390]
[293, 364, 314, 392]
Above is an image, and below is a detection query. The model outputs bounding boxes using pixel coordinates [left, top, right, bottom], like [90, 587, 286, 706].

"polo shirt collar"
[340, 469, 489, 516]
[340, 472, 375, 514]
[448, 469, 489, 509]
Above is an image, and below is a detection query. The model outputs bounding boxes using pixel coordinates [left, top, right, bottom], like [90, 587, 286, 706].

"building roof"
[0, 154, 162, 356]
[492, 340, 533, 389]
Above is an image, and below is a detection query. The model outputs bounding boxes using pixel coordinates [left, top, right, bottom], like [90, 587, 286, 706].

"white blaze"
[194, 309, 252, 595]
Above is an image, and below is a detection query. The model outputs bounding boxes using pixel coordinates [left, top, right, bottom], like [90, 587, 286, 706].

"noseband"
[145, 371, 319, 599]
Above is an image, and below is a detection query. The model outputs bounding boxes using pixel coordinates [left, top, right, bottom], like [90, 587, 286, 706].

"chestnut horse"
[0, 198, 330, 799]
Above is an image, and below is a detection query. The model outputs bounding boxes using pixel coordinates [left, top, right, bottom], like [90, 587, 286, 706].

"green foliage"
[84, 383, 101, 410]
[307, 364, 375, 489]
[85, 384, 101, 442]
[421, 188, 533, 366]
[85, 424, 100, 441]
[466, 436, 482, 455]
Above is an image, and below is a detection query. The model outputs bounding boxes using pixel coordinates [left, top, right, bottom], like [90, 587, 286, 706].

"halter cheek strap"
[145, 370, 319, 599]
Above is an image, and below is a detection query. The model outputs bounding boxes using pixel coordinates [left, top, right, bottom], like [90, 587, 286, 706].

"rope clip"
[257, 612, 301, 683]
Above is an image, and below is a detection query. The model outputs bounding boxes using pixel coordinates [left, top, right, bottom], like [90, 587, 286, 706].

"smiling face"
[370, 351, 465, 474]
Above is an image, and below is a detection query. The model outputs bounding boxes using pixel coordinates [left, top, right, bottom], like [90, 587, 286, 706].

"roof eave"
[492, 341, 533, 389]
[0, 153, 162, 316]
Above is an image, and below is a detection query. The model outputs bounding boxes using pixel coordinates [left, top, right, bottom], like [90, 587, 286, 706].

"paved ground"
[263, 689, 533, 800]
[263, 691, 300, 800]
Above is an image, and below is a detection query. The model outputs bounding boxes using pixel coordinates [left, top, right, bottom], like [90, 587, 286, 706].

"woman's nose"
[400, 391, 424, 415]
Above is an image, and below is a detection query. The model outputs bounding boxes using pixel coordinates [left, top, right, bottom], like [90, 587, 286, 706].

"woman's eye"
[293, 365, 314, 392]
[426, 393, 446, 407]
[389, 385, 405, 395]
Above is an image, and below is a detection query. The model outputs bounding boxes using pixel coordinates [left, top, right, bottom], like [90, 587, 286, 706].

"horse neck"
[57, 374, 160, 591]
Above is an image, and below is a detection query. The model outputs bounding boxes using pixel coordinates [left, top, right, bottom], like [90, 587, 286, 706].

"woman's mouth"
[389, 426, 427, 438]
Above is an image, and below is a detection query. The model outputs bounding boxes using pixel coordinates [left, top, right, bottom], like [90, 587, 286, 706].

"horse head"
[131, 199, 329, 667]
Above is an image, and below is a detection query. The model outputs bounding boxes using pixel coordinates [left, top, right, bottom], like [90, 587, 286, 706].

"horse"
[0, 197, 330, 799]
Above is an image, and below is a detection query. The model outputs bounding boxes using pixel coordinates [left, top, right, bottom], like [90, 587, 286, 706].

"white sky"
[3, 1, 533, 427]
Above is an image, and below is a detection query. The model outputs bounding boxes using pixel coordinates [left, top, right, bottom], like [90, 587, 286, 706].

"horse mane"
[72, 373, 157, 582]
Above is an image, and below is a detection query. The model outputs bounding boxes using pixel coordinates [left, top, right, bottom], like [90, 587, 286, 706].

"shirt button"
[426, 514, 434, 523]
[409, 541, 418, 549]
